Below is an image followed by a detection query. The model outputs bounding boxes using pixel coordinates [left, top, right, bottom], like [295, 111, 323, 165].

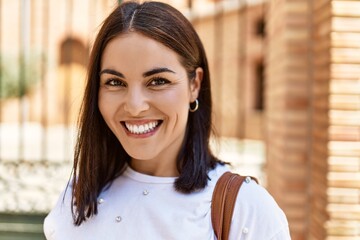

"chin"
[127, 152, 156, 161]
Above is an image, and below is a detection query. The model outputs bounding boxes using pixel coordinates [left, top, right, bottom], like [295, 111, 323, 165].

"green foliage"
[0, 52, 43, 99]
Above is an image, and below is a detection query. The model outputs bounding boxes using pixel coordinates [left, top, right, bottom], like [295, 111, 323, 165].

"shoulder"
[43, 182, 75, 240]
[207, 163, 231, 186]
[229, 177, 291, 239]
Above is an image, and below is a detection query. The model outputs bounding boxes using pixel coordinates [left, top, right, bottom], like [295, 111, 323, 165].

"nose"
[123, 88, 150, 116]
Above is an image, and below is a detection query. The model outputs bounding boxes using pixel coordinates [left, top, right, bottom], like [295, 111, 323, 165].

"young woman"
[44, 1, 291, 239]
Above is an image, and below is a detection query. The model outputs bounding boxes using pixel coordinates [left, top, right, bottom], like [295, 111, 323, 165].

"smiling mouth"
[122, 120, 162, 135]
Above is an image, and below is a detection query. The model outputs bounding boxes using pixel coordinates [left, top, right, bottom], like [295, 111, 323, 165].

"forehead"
[101, 32, 184, 73]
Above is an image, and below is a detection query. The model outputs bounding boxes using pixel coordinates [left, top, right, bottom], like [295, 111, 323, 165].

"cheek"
[159, 91, 190, 115]
[166, 96, 191, 126]
[98, 91, 117, 121]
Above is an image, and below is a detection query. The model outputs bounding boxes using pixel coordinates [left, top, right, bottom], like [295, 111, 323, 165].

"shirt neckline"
[123, 166, 177, 184]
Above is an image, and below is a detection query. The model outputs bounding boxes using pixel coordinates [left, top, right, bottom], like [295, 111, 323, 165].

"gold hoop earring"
[189, 99, 199, 112]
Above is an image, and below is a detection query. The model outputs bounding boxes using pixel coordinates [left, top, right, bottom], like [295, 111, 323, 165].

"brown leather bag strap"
[211, 172, 230, 238]
[211, 172, 258, 240]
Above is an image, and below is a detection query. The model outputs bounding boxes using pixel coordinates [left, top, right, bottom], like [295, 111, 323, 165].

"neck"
[129, 159, 179, 177]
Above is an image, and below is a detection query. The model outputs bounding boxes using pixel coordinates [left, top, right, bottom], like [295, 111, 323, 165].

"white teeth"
[125, 121, 159, 135]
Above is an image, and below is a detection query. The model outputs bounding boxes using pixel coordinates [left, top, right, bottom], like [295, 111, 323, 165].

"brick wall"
[193, 3, 265, 139]
[267, 0, 360, 239]
[266, 0, 312, 239]
[323, 0, 360, 238]
[311, 0, 331, 238]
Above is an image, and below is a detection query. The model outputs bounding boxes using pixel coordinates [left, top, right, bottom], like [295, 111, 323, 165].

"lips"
[122, 120, 162, 135]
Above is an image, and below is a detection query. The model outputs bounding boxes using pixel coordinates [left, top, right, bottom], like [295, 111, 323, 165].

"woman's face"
[98, 32, 202, 176]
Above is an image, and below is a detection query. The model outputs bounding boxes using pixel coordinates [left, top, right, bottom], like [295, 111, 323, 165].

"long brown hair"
[71, 1, 221, 225]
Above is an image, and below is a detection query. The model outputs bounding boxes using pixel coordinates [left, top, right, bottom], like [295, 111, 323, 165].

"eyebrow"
[99, 67, 176, 78]
[99, 69, 124, 78]
[143, 67, 176, 77]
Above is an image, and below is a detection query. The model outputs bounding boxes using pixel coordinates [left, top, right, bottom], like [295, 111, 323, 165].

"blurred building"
[266, 0, 360, 239]
[0, 0, 359, 239]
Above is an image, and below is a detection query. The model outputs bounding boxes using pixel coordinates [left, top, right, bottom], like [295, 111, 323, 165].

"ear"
[190, 67, 203, 102]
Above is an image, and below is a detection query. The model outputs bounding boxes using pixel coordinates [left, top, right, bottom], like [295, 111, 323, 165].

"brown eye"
[106, 79, 126, 87]
[148, 77, 170, 86]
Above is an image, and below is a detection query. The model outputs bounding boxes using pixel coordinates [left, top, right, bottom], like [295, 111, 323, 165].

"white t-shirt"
[44, 164, 291, 239]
